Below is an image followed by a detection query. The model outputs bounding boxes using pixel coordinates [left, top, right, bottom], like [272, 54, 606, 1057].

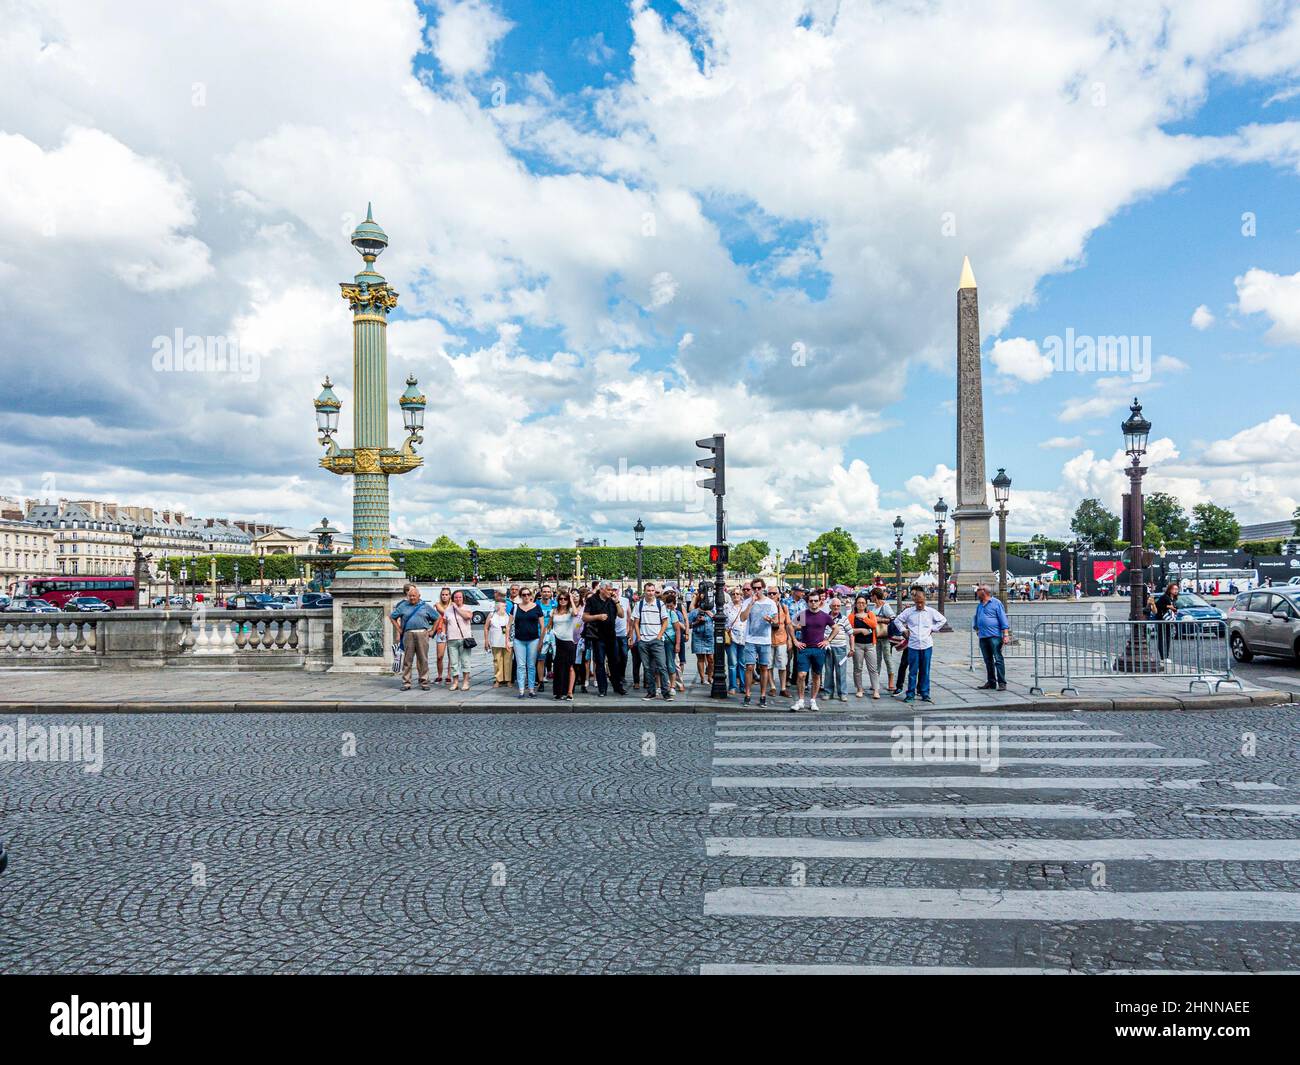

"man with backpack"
[630, 582, 672, 701]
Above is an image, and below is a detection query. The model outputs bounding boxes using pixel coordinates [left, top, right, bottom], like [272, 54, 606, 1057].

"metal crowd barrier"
[1028, 619, 1240, 695]
[968, 612, 1086, 668]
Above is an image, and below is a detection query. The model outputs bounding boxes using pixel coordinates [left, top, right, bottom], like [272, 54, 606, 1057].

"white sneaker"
[790, 698, 806, 712]
[809, 698, 820, 713]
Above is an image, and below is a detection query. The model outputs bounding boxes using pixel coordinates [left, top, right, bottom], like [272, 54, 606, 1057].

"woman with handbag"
[441, 589, 476, 692]
[849, 594, 881, 699]
[869, 587, 896, 693]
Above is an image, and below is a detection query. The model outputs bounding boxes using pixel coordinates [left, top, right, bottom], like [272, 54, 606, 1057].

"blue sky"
[3, 0, 1300, 553]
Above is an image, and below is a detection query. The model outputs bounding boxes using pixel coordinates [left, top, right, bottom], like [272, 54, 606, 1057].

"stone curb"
[0, 691, 1291, 714]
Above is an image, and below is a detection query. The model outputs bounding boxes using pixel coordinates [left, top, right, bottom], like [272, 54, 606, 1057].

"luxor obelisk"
[951, 256, 997, 591]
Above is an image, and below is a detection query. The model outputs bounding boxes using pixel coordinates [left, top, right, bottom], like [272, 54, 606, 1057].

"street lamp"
[634, 517, 645, 593]
[207, 542, 217, 603]
[993, 468, 1011, 606]
[1121, 397, 1151, 622]
[675, 546, 682, 590]
[819, 546, 828, 590]
[312, 206, 426, 583]
[893, 515, 905, 611]
[258, 555, 266, 595]
[131, 526, 151, 609]
[553, 551, 560, 584]
[934, 497, 949, 616]
[1193, 538, 1202, 591]
[534, 549, 542, 584]
[188, 554, 197, 604]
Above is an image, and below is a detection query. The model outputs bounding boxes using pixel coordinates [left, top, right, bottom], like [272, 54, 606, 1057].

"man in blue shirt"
[391, 584, 440, 691]
[972, 585, 1011, 691]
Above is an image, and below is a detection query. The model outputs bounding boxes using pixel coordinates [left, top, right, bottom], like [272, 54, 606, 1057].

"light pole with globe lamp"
[893, 516, 905, 611]
[634, 518, 645, 593]
[993, 469, 1011, 606]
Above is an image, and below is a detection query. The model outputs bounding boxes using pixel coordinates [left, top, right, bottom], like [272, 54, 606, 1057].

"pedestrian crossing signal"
[709, 544, 728, 565]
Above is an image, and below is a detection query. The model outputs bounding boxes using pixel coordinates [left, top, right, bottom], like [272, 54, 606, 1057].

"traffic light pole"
[710, 491, 728, 699]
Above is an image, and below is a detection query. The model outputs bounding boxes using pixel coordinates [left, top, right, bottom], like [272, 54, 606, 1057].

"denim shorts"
[742, 642, 773, 667]
[796, 646, 826, 674]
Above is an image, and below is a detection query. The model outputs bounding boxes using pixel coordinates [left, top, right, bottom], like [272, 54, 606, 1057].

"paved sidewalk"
[0, 634, 1290, 712]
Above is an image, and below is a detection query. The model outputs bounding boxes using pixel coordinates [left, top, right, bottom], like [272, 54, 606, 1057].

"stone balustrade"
[0, 608, 332, 671]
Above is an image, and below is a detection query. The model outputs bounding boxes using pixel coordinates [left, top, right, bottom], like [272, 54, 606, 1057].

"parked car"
[455, 586, 497, 624]
[225, 593, 285, 611]
[63, 595, 112, 612]
[302, 592, 333, 609]
[1227, 588, 1300, 663]
[5, 597, 59, 613]
[0, 595, 10, 612]
[1170, 592, 1226, 637]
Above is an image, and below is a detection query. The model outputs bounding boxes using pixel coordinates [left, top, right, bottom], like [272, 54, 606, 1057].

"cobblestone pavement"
[1, 706, 1297, 973]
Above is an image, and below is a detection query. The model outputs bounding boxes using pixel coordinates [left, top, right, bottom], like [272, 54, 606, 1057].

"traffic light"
[709, 544, 729, 565]
[695, 433, 725, 496]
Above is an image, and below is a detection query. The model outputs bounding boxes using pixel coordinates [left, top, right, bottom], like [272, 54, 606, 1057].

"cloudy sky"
[2, 0, 1299, 552]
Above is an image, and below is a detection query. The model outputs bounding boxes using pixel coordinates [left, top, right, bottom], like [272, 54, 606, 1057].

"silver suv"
[1227, 587, 1300, 663]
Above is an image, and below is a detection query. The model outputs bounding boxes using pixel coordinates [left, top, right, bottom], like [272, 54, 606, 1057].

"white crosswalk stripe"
[708, 801, 1135, 819]
[717, 729, 1129, 738]
[698, 964, 1290, 975]
[714, 756, 1207, 767]
[704, 887, 1300, 921]
[705, 837, 1300, 860]
[715, 740, 1162, 749]
[701, 711, 1299, 973]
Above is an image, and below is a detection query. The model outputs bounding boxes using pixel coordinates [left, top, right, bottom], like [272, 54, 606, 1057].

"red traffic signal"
[708, 544, 729, 565]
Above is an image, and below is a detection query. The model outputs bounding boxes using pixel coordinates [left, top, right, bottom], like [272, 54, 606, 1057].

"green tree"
[1293, 505, 1300, 538]
[807, 527, 859, 585]
[1143, 492, 1189, 546]
[1070, 498, 1121, 548]
[431, 535, 461, 550]
[856, 548, 889, 582]
[729, 539, 770, 576]
[909, 532, 939, 572]
[1189, 502, 1240, 548]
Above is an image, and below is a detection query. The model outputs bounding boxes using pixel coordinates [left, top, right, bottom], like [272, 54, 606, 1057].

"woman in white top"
[485, 600, 511, 687]
[549, 590, 578, 700]
[724, 588, 747, 694]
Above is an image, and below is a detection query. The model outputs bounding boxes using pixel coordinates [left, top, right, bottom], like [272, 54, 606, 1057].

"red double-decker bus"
[13, 575, 138, 609]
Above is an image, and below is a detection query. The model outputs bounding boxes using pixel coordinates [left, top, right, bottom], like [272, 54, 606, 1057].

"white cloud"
[4, 1, 1300, 547]
[1040, 435, 1084, 449]
[1191, 303, 1215, 330]
[1235, 266, 1300, 344]
[990, 336, 1055, 383]
[428, 0, 513, 79]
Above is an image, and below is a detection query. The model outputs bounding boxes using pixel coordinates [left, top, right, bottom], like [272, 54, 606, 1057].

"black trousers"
[978, 635, 1006, 685]
[553, 638, 576, 696]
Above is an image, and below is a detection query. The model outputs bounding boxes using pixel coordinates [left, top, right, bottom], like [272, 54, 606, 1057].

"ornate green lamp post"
[312, 204, 427, 669]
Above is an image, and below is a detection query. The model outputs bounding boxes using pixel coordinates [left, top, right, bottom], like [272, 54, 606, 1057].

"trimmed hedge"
[159, 544, 716, 584]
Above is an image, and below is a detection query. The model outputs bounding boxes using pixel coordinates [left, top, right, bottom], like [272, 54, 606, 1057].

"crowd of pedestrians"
[390, 578, 1034, 710]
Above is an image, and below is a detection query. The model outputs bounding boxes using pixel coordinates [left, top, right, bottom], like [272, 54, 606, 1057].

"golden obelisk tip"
[958, 256, 976, 290]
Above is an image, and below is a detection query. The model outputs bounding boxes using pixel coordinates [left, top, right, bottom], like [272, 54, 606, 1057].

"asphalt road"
[1, 702, 1296, 974]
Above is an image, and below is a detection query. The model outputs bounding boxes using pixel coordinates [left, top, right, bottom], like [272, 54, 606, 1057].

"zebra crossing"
[701, 709, 1299, 975]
